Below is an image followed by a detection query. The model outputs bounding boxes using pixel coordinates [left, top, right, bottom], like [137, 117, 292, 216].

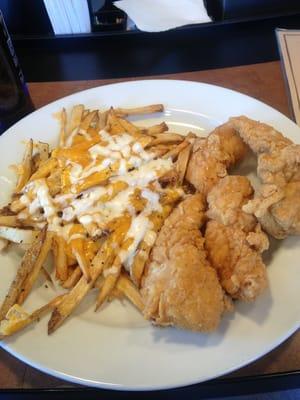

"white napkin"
[114, 0, 211, 32]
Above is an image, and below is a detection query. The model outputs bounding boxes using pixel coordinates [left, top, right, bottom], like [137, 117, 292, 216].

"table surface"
[0, 60, 299, 389]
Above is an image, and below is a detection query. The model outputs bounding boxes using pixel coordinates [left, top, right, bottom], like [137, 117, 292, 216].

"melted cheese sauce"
[20, 128, 179, 271]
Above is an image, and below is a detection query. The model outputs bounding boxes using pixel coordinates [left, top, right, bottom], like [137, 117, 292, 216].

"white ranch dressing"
[26, 179, 57, 218]
[20, 128, 175, 261]
[65, 128, 79, 147]
[120, 213, 153, 271]
[141, 188, 162, 212]
[112, 158, 172, 187]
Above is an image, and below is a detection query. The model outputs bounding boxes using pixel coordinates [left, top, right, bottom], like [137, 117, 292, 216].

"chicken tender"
[205, 176, 269, 302]
[185, 123, 248, 195]
[205, 222, 268, 302]
[142, 194, 228, 332]
[230, 116, 300, 239]
[206, 175, 256, 232]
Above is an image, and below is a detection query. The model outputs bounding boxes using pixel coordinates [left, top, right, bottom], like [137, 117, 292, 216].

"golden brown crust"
[142, 194, 226, 332]
[205, 176, 269, 302]
[185, 123, 248, 195]
[205, 220, 268, 302]
[230, 116, 300, 239]
[206, 175, 256, 232]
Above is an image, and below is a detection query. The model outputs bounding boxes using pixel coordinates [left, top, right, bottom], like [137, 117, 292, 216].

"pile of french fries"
[0, 103, 196, 338]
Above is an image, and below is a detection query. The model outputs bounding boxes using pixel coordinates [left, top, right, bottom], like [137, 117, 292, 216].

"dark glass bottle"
[0, 10, 34, 134]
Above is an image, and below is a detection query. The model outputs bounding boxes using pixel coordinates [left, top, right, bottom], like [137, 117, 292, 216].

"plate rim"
[1, 322, 300, 391]
[1, 79, 296, 142]
[0, 79, 300, 391]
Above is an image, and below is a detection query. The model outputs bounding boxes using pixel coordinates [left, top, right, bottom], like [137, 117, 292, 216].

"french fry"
[36, 142, 50, 162]
[98, 181, 128, 203]
[15, 139, 33, 193]
[53, 236, 68, 282]
[117, 116, 141, 137]
[143, 122, 168, 136]
[0, 227, 39, 244]
[48, 215, 131, 334]
[82, 109, 90, 119]
[59, 108, 67, 147]
[9, 199, 25, 213]
[32, 155, 41, 173]
[0, 294, 65, 338]
[41, 266, 54, 286]
[149, 144, 174, 157]
[0, 227, 46, 321]
[146, 133, 184, 147]
[176, 143, 192, 185]
[130, 242, 152, 287]
[0, 101, 200, 338]
[137, 135, 154, 149]
[163, 139, 189, 160]
[98, 110, 108, 130]
[47, 169, 62, 196]
[131, 205, 174, 286]
[32, 142, 50, 172]
[80, 110, 97, 131]
[72, 240, 90, 282]
[29, 158, 58, 181]
[17, 231, 53, 305]
[94, 275, 104, 291]
[48, 243, 110, 334]
[108, 287, 124, 301]
[186, 131, 197, 140]
[106, 109, 126, 134]
[67, 104, 84, 136]
[0, 215, 21, 227]
[62, 266, 82, 289]
[0, 205, 15, 216]
[114, 104, 164, 117]
[95, 256, 122, 311]
[75, 168, 111, 192]
[116, 273, 144, 312]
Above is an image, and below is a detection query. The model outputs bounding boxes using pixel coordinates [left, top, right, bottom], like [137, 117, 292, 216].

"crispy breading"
[230, 116, 300, 238]
[205, 221, 268, 301]
[185, 123, 248, 195]
[206, 175, 256, 232]
[142, 194, 228, 332]
[205, 176, 269, 302]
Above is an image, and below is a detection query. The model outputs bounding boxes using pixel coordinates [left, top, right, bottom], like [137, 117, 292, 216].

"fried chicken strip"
[142, 194, 229, 332]
[230, 116, 300, 239]
[205, 176, 269, 302]
[185, 123, 248, 195]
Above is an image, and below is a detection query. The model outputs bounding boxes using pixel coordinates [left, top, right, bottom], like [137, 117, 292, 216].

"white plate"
[0, 80, 300, 391]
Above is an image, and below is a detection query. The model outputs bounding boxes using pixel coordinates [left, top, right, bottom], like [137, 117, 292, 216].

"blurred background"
[0, 0, 299, 81]
[1, 0, 300, 35]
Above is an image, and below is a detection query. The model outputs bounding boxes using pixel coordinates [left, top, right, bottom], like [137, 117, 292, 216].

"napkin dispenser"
[205, 0, 300, 20]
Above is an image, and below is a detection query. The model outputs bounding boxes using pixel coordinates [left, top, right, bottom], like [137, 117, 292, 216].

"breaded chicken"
[205, 222, 268, 302]
[206, 175, 256, 232]
[205, 176, 269, 302]
[230, 116, 300, 239]
[142, 194, 228, 332]
[185, 123, 248, 195]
